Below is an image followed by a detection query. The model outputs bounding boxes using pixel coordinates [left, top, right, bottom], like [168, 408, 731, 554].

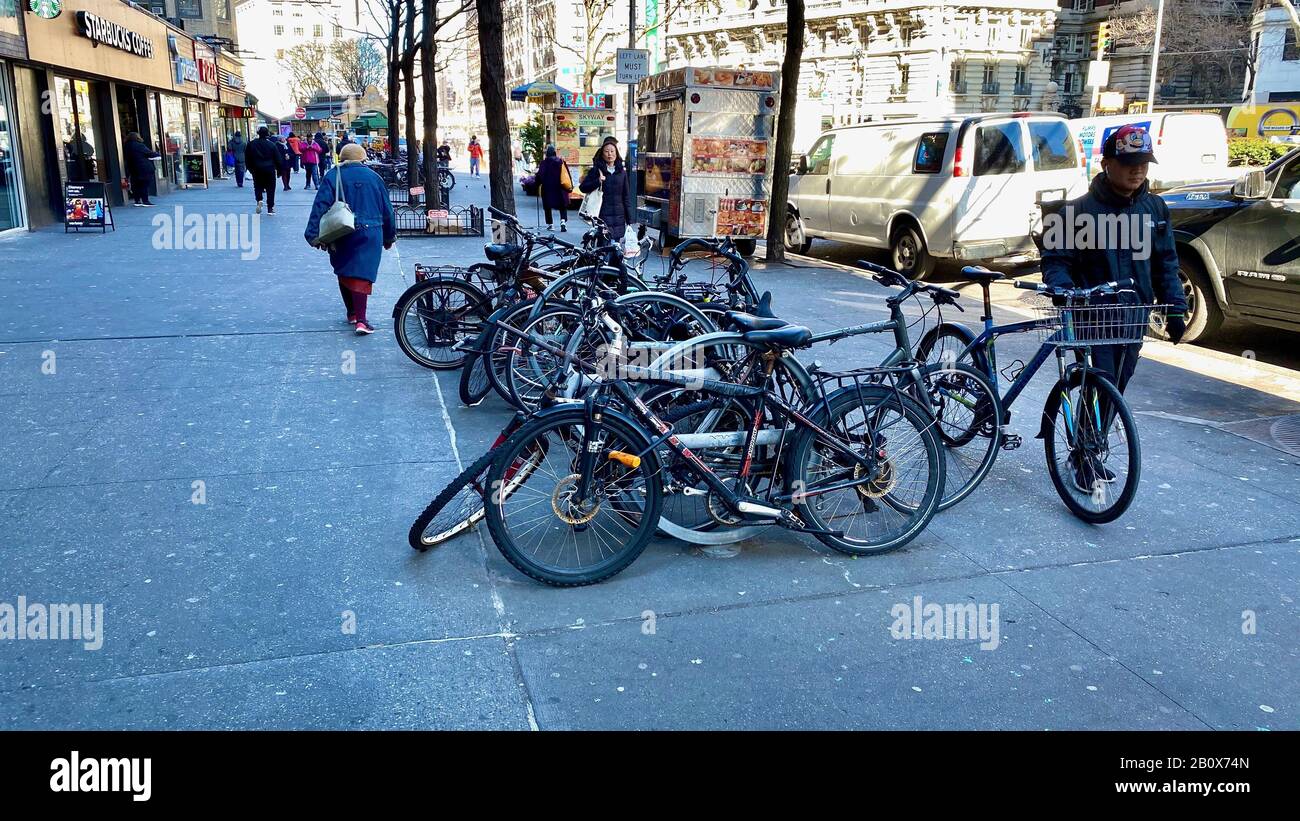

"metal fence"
[392, 204, 484, 238]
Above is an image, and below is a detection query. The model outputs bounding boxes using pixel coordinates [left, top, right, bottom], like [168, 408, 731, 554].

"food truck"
[548, 91, 618, 202]
[635, 66, 780, 256]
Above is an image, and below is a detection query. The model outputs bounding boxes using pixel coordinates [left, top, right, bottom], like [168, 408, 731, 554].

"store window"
[0, 63, 27, 231]
[188, 99, 205, 160]
[147, 91, 165, 186]
[161, 94, 186, 185]
[54, 77, 99, 184]
[177, 0, 202, 19]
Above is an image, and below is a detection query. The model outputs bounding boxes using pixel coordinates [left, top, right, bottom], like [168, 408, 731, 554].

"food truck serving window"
[641, 110, 675, 153]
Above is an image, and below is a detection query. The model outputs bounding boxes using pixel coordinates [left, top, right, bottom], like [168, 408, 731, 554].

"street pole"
[1146, 0, 1165, 114]
[628, 0, 637, 230]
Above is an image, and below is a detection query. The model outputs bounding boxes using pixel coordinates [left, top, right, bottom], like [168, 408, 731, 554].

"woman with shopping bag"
[578, 136, 634, 241]
[304, 143, 397, 335]
[538, 144, 573, 232]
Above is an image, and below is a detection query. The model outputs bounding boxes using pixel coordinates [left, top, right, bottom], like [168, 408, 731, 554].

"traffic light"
[1097, 21, 1112, 57]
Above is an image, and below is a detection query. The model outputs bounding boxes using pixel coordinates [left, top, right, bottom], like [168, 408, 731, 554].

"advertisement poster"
[689, 137, 768, 175]
[715, 198, 766, 237]
[555, 111, 616, 168]
[64, 182, 109, 233]
[183, 152, 208, 187]
[690, 68, 775, 89]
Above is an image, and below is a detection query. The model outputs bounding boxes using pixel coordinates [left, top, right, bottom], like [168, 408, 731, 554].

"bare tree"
[1108, 0, 1255, 102]
[278, 42, 333, 107]
[764, 0, 803, 262]
[476, 0, 515, 213]
[553, 0, 700, 93]
[332, 39, 387, 94]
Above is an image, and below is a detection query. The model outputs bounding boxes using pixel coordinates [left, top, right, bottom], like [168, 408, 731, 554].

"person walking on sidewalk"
[538, 145, 572, 232]
[300, 138, 321, 190]
[304, 143, 396, 335]
[271, 135, 292, 191]
[468, 135, 483, 177]
[578, 136, 634, 242]
[315, 130, 333, 174]
[123, 132, 159, 206]
[287, 132, 302, 174]
[1041, 124, 1188, 491]
[227, 132, 247, 188]
[245, 126, 285, 215]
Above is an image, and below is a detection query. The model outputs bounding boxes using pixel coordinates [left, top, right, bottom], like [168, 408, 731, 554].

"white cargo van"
[1068, 112, 1230, 191]
[784, 113, 1087, 279]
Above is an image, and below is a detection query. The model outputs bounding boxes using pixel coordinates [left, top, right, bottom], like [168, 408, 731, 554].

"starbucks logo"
[29, 0, 63, 19]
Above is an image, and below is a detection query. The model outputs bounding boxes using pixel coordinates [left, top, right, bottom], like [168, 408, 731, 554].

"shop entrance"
[53, 76, 101, 184]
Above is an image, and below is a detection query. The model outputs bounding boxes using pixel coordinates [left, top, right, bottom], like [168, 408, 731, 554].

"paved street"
[1, 168, 1296, 730]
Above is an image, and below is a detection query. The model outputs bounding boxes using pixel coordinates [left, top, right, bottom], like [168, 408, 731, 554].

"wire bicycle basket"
[1033, 302, 1173, 347]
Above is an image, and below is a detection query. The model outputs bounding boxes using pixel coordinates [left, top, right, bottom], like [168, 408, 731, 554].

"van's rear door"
[1025, 117, 1087, 234]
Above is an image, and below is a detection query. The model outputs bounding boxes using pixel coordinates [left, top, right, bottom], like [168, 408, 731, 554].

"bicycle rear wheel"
[1043, 369, 1140, 524]
[791, 385, 943, 556]
[458, 342, 492, 406]
[917, 362, 1002, 512]
[393, 277, 490, 370]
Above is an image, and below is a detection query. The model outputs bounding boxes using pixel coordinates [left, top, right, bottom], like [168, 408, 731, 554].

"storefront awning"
[510, 81, 571, 102]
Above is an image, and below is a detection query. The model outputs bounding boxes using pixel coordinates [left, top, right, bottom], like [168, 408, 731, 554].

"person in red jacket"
[468, 136, 484, 177]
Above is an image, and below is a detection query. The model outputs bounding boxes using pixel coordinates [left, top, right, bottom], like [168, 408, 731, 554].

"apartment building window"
[177, 0, 202, 19]
[898, 65, 910, 91]
[274, 25, 284, 35]
[273, 9, 283, 16]
[1064, 71, 1078, 94]
[294, 27, 304, 36]
[1014, 64, 1027, 88]
[313, 24, 322, 37]
[1072, 0, 1094, 11]
[982, 64, 997, 86]
[1286, 29, 1299, 62]
[950, 63, 963, 87]
[145, 0, 167, 15]
[1072, 33, 1086, 54]
[334, 25, 343, 37]
[217, 0, 229, 20]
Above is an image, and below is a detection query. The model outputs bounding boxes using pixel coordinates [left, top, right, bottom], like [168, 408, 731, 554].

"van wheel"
[1149, 255, 1222, 344]
[891, 223, 935, 280]
[784, 212, 812, 255]
[734, 238, 757, 257]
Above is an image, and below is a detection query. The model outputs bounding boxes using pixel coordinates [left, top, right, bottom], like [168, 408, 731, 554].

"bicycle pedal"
[1000, 433, 1023, 451]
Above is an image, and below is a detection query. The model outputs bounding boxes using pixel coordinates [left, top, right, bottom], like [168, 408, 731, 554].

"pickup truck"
[1159, 148, 1300, 342]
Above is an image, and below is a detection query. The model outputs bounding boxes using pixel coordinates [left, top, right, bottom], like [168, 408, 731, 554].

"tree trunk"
[476, 0, 516, 214]
[403, 0, 419, 203]
[386, 1, 401, 160]
[422, 0, 440, 209]
[765, 0, 804, 263]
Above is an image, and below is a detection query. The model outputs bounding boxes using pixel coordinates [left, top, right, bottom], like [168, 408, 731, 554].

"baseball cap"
[1102, 124, 1158, 165]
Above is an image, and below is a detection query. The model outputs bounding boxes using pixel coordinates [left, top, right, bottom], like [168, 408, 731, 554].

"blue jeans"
[303, 163, 319, 188]
[470, 157, 480, 175]
[234, 161, 245, 187]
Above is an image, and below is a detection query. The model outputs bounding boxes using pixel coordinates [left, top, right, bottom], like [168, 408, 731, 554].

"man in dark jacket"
[244, 126, 285, 214]
[1042, 125, 1188, 491]
[227, 132, 247, 188]
[123, 132, 159, 206]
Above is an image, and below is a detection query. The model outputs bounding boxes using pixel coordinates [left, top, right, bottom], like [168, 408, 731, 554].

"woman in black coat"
[578, 138, 634, 241]
[537, 145, 572, 232]
[123, 132, 159, 206]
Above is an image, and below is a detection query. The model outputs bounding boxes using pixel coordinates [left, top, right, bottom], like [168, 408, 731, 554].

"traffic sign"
[616, 49, 650, 84]
[294, 106, 306, 120]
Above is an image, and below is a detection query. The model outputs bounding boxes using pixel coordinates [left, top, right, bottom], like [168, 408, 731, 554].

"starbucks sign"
[29, 0, 62, 19]
[75, 10, 155, 59]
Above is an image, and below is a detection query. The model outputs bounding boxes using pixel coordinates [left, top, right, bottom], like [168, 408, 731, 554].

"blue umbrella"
[510, 81, 571, 102]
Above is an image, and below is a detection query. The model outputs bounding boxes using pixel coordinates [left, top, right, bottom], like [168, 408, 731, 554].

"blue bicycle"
[917, 265, 1164, 523]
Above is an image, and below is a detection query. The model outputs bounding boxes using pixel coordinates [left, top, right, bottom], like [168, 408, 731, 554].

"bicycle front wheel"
[1042, 369, 1141, 524]
[483, 410, 663, 586]
[392, 277, 490, 370]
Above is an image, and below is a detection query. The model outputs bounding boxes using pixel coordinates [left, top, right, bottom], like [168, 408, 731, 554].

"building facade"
[1248, 1, 1300, 104]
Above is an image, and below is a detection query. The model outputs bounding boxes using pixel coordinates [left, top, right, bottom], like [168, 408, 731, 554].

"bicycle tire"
[916, 361, 1003, 512]
[1042, 369, 1141, 524]
[458, 341, 492, 406]
[408, 446, 499, 550]
[392, 277, 491, 370]
[483, 409, 664, 586]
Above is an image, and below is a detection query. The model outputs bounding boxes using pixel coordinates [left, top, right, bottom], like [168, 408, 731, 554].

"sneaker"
[256, 201, 262, 214]
[347, 316, 357, 325]
[546, 224, 554, 232]
[140, 202, 155, 207]
[354, 320, 375, 335]
[266, 209, 275, 216]
[132, 203, 144, 207]
[560, 221, 567, 232]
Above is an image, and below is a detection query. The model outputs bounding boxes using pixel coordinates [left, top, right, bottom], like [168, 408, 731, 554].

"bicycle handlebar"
[1013, 278, 1135, 298]
[670, 237, 745, 269]
[856, 260, 964, 311]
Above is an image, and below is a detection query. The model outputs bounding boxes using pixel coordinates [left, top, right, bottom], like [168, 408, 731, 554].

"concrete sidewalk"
[0, 175, 1295, 730]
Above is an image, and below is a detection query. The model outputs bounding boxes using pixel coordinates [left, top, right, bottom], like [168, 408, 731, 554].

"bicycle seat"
[744, 325, 813, 349]
[723, 311, 788, 332]
[484, 243, 519, 261]
[959, 265, 1004, 281]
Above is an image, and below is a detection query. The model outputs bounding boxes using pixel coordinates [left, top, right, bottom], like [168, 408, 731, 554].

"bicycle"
[916, 266, 1165, 523]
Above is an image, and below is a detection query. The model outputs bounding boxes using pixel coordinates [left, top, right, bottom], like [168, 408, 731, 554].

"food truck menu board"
[715, 198, 766, 237]
[689, 68, 775, 89]
[689, 137, 769, 175]
[555, 111, 617, 168]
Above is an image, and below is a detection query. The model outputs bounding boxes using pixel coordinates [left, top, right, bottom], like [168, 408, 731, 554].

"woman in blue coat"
[305, 143, 397, 335]
[578, 137, 634, 241]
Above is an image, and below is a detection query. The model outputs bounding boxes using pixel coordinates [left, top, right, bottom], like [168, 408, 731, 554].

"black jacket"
[579, 159, 633, 225]
[123, 138, 159, 178]
[1042, 173, 1187, 312]
[245, 136, 284, 174]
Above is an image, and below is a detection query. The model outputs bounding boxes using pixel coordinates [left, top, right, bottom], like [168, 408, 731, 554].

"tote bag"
[578, 176, 603, 219]
[316, 165, 356, 246]
[559, 161, 573, 192]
